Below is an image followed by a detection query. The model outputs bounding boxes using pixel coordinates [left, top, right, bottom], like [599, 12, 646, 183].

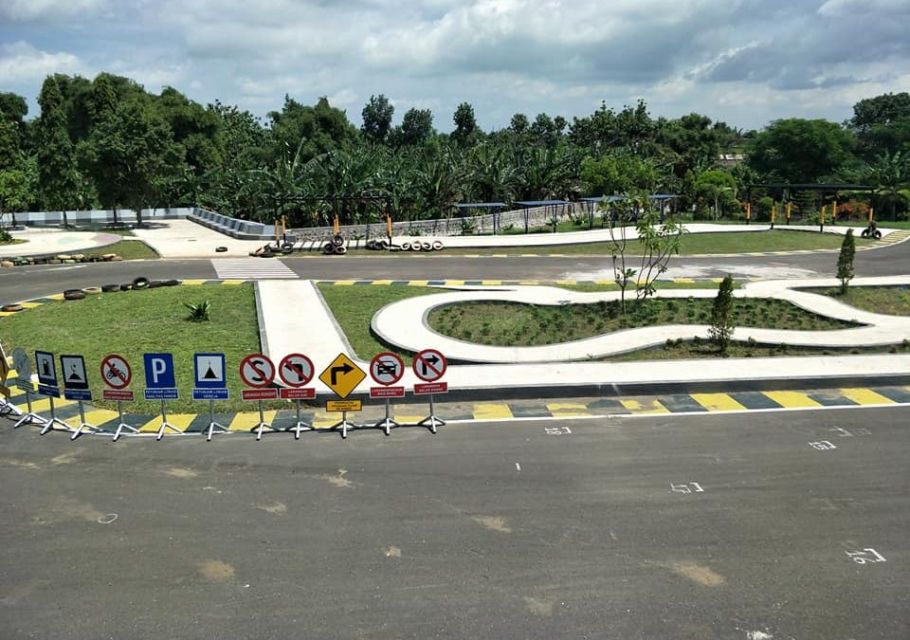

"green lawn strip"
[805, 285, 910, 316]
[607, 339, 910, 362]
[0, 238, 28, 246]
[428, 297, 855, 348]
[317, 284, 447, 364]
[1, 283, 261, 413]
[561, 281, 732, 293]
[80, 239, 159, 260]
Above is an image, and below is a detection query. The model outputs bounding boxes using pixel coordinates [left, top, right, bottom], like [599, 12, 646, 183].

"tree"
[397, 108, 434, 146]
[36, 77, 81, 226]
[602, 196, 638, 314]
[850, 92, 910, 158]
[709, 274, 735, 353]
[452, 102, 478, 145]
[509, 113, 529, 135]
[361, 94, 394, 144]
[867, 151, 910, 219]
[694, 169, 737, 219]
[837, 228, 856, 294]
[635, 208, 682, 301]
[747, 118, 856, 183]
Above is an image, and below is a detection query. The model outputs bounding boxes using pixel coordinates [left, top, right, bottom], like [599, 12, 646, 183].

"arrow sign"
[279, 353, 314, 388]
[413, 349, 447, 382]
[318, 353, 366, 399]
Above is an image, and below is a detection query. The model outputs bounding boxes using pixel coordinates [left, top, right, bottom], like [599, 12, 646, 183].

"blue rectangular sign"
[37, 384, 60, 398]
[193, 388, 230, 401]
[35, 351, 57, 387]
[194, 353, 227, 389]
[64, 389, 93, 402]
[144, 388, 179, 401]
[143, 353, 176, 389]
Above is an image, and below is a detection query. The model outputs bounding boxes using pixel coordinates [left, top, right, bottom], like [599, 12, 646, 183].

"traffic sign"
[280, 387, 316, 400]
[370, 386, 405, 399]
[12, 347, 31, 390]
[103, 389, 135, 402]
[35, 350, 57, 387]
[242, 388, 278, 401]
[143, 353, 176, 389]
[194, 353, 227, 389]
[0, 342, 8, 386]
[61, 354, 92, 401]
[193, 388, 229, 401]
[318, 353, 366, 399]
[414, 381, 448, 395]
[240, 353, 275, 388]
[413, 349, 447, 382]
[279, 353, 314, 387]
[100, 354, 132, 389]
[327, 399, 362, 413]
[370, 352, 404, 386]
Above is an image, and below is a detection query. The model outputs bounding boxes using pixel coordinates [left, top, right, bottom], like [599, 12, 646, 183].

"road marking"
[515, 462, 521, 471]
[845, 548, 886, 564]
[763, 390, 822, 409]
[620, 398, 670, 414]
[808, 440, 836, 450]
[229, 410, 278, 431]
[545, 426, 572, 435]
[670, 482, 704, 493]
[65, 409, 118, 429]
[138, 413, 196, 433]
[546, 402, 593, 417]
[211, 258, 297, 280]
[473, 403, 514, 420]
[691, 393, 746, 412]
[839, 387, 895, 406]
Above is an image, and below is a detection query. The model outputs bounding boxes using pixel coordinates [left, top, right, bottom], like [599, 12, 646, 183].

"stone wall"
[2, 207, 192, 227]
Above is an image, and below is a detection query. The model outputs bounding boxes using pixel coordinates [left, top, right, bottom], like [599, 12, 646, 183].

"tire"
[148, 280, 164, 289]
[861, 229, 870, 238]
[280, 244, 294, 255]
[64, 290, 86, 301]
[322, 243, 334, 254]
[120, 284, 132, 292]
[874, 230, 882, 240]
[411, 242, 422, 252]
[1, 303, 23, 313]
[421, 242, 432, 251]
[331, 234, 345, 247]
[334, 245, 348, 255]
[82, 287, 102, 295]
[101, 284, 121, 293]
[432, 240, 444, 251]
[132, 277, 149, 290]
[400, 241, 412, 251]
[365, 239, 377, 250]
[163, 279, 180, 287]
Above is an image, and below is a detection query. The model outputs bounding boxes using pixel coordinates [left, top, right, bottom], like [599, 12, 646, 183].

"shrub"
[184, 300, 211, 322]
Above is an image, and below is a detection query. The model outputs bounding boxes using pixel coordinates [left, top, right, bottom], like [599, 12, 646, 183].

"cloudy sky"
[1, 0, 908, 131]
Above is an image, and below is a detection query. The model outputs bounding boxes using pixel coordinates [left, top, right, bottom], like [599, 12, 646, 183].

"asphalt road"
[3, 240, 910, 305]
[1, 407, 907, 639]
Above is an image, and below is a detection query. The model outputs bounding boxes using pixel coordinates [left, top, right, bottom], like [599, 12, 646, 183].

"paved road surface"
[1, 407, 906, 639]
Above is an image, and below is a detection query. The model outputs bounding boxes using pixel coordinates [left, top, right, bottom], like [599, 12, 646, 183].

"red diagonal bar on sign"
[104, 360, 128, 386]
[417, 353, 443, 377]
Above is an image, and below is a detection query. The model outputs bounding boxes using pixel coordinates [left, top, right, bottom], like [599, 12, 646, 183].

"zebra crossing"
[211, 258, 298, 280]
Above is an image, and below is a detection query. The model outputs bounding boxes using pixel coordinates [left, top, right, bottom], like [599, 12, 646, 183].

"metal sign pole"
[373, 397, 399, 436]
[205, 398, 228, 442]
[112, 400, 139, 441]
[156, 399, 179, 440]
[417, 394, 446, 434]
[14, 390, 47, 429]
[40, 395, 71, 435]
[70, 399, 99, 441]
[293, 400, 312, 440]
[254, 399, 272, 441]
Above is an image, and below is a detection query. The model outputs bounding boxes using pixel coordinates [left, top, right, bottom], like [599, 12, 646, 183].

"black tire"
[365, 239, 377, 250]
[411, 242, 422, 252]
[163, 279, 180, 287]
[281, 244, 294, 254]
[132, 277, 149, 290]
[148, 280, 164, 289]
[322, 243, 334, 254]
[1, 304, 23, 313]
[82, 287, 102, 295]
[400, 241, 412, 251]
[874, 230, 882, 239]
[64, 290, 86, 301]
[101, 284, 121, 293]
[331, 234, 345, 247]
[432, 240, 444, 251]
[334, 245, 348, 255]
[421, 242, 432, 251]
[120, 284, 132, 292]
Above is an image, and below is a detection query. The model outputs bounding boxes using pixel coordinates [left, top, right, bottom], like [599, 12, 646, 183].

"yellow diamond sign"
[319, 353, 366, 399]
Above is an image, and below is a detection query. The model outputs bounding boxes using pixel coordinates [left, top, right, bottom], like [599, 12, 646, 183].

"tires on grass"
[331, 234, 345, 247]
[333, 245, 348, 255]
[101, 284, 121, 293]
[132, 277, 149, 290]
[432, 240, 444, 251]
[1, 303, 23, 313]
[82, 287, 102, 295]
[63, 289, 86, 301]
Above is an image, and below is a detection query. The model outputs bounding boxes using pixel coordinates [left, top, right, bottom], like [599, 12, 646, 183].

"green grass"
[0, 238, 27, 246]
[81, 239, 159, 260]
[808, 285, 910, 316]
[428, 297, 854, 347]
[1, 283, 261, 412]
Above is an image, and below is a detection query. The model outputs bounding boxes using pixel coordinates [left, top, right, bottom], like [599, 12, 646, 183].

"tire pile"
[365, 239, 444, 252]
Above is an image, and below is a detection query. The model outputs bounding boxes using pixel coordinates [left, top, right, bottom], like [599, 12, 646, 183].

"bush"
[184, 300, 211, 322]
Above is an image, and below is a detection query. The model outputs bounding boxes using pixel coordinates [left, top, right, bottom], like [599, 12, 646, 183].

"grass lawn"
[1, 283, 261, 412]
[808, 285, 910, 316]
[428, 297, 854, 347]
[81, 239, 159, 260]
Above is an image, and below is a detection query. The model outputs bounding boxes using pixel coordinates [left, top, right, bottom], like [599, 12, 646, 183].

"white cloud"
[0, 42, 84, 84]
[0, 0, 107, 22]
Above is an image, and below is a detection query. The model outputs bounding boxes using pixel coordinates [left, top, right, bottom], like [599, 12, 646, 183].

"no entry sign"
[370, 352, 404, 386]
[413, 349, 447, 382]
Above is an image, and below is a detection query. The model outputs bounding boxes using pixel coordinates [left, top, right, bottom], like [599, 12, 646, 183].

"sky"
[1, 0, 909, 132]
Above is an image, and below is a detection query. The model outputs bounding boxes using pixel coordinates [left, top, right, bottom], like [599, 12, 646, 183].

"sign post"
[61, 354, 98, 440]
[369, 352, 405, 435]
[35, 350, 71, 435]
[318, 353, 366, 439]
[279, 353, 315, 439]
[239, 353, 279, 440]
[143, 353, 180, 440]
[412, 349, 448, 434]
[11, 347, 45, 428]
[100, 354, 137, 441]
[193, 353, 230, 441]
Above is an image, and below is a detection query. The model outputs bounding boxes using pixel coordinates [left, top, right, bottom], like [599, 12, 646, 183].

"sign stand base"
[40, 396, 74, 435]
[417, 394, 446, 434]
[292, 400, 312, 440]
[156, 400, 181, 440]
[111, 401, 139, 442]
[13, 391, 47, 429]
[70, 400, 101, 441]
[1, 397, 23, 418]
[329, 411, 357, 439]
[205, 399, 229, 442]
[252, 400, 275, 441]
[372, 398, 399, 436]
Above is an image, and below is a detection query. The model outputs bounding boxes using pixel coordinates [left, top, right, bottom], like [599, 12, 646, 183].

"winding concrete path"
[0, 228, 121, 257]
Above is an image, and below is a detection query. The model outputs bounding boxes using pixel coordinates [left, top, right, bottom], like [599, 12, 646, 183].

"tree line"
[1, 73, 909, 227]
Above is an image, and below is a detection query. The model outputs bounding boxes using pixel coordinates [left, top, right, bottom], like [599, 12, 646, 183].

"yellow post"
[820, 204, 826, 227]
[786, 202, 792, 223]
[868, 206, 874, 224]
[745, 201, 751, 222]
[386, 215, 393, 239]
[333, 215, 340, 236]
[771, 204, 776, 225]
[832, 199, 837, 223]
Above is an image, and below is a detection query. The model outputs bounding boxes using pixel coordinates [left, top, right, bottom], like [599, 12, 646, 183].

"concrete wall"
[3, 207, 192, 226]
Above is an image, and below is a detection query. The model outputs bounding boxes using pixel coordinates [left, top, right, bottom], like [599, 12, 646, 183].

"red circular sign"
[412, 349, 447, 382]
[100, 354, 132, 389]
[278, 353, 314, 387]
[370, 352, 405, 386]
[239, 353, 276, 388]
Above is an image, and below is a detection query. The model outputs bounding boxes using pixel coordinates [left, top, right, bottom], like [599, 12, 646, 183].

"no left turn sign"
[279, 353, 314, 387]
[240, 354, 276, 388]
[100, 354, 132, 389]
[370, 352, 404, 386]
[413, 349, 447, 382]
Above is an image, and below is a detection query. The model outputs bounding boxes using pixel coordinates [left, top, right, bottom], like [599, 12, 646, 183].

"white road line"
[212, 258, 297, 280]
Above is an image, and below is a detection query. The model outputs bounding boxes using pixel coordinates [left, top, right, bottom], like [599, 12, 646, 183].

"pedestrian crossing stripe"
[211, 258, 297, 280]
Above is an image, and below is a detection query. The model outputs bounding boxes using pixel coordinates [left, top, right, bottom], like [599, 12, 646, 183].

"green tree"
[747, 118, 856, 183]
[867, 151, 910, 219]
[850, 92, 910, 158]
[694, 169, 738, 219]
[452, 102, 478, 146]
[635, 208, 682, 301]
[836, 228, 856, 294]
[709, 274, 736, 353]
[361, 94, 394, 144]
[36, 77, 82, 226]
[509, 113, 529, 135]
[396, 107, 434, 146]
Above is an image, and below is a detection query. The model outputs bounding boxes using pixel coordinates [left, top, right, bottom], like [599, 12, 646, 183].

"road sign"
[414, 381, 448, 395]
[61, 354, 92, 401]
[100, 354, 131, 389]
[413, 349, 447, 382]
[143, 353, 176, 389]
[103, 389, 135, 402]
[195, 353, 227, 389]
[280, 387, 316, 400]
[318, 353, 366, 399]
[0, 342, 8, 385]
[279, 353, 314, 387]
[327, 399, 362, 412]
[35, 350, 57, 387]
[11, 348, 33, 392]
[239, 353, 275, 388]
[242, 388, 278, 401]
[370, 352, 404, 386]
[370, 386, 405, 399]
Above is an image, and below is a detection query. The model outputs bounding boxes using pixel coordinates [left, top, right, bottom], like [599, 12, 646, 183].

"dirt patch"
[384, 546, 402, 558]
[161, 466, 199, 479]
[0, 458, 40, 470]
[470, 515, 512, 533]
[50, 451, 78, 465]
[255, 501, 287, 515]
[669, 561, 725, 587]
[198, 560, 235, 582]
[319, 469, 353, 488]
[523, 596, 555, 616]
